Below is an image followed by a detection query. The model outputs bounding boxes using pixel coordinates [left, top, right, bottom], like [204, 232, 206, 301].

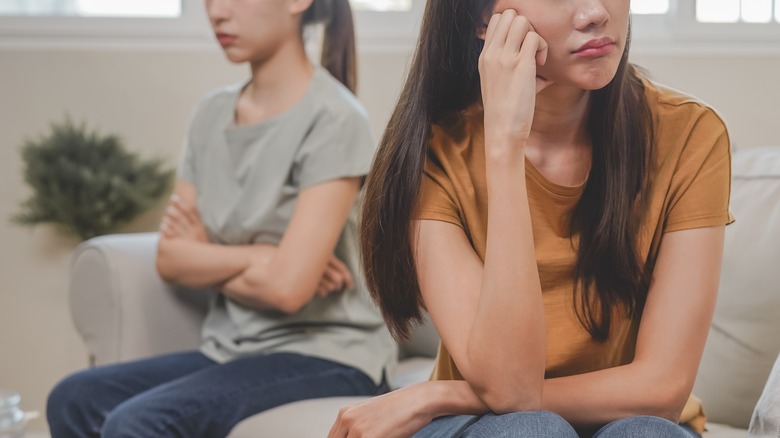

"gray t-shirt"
[179, 67, 396, 384]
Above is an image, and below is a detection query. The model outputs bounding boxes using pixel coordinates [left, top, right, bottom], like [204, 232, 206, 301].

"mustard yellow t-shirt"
[414, 78, 733, 432]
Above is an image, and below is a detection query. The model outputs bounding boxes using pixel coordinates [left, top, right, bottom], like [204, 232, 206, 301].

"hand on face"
[160, 195, 209, 243]
[479, 9, 553, 152]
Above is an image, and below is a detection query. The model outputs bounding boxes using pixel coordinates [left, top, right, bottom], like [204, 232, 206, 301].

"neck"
[528, 84, 590, 149]
[240, 36, 313, 122]
[524, 84, 592, 186]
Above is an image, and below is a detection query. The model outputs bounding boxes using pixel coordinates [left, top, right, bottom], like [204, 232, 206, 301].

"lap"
[412, 413, 700, 438]
[104, 352, 383, 437]
[412, 411, 578, 438]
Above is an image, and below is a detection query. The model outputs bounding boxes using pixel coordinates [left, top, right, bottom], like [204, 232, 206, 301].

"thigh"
[463, 412, 578, 438]
[413, 412, 578, 438]
[412, 415, 480, 438]
[105, 352, 383, 438]
[50, 350, 214, 409]
[47, 351, 214, 437]
[592, 416, 701, 438]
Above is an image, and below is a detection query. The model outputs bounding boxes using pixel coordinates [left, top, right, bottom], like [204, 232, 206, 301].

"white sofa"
[68, 146, 780, 437]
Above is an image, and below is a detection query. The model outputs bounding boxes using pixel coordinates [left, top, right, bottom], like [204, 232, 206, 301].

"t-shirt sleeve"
[295, 105, 376, 190]
[664, 108, 735, 233]
[413, 155, 463, 228]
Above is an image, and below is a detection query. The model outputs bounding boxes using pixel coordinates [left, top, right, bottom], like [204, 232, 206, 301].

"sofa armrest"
[69, 232, 210, 366]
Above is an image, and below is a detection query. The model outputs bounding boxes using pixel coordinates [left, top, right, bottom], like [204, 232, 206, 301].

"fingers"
[320, 270, 341, 294]
[519, 31, 548, 68]
[483, 11, 502, 46]
[328, 256, 354, 290]
[169, 195, 200, 225]
[504, 14, 532, 55]
[160, 216, 186, 238]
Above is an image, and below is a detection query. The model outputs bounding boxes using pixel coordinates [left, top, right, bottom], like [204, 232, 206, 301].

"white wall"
[0, 46, 777, 434]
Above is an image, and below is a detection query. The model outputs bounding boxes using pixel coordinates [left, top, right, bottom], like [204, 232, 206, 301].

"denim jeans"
[411, 412, 702, 438]
[47, 351, 386, 438]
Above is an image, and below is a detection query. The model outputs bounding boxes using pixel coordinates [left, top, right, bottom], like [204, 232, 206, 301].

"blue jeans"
[412, 411, 702, 438]
[47, 351, 386, 438]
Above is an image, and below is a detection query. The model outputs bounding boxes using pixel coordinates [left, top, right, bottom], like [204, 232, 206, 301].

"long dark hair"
[361, 0, 654, 342]
[303, 0, 357, 93]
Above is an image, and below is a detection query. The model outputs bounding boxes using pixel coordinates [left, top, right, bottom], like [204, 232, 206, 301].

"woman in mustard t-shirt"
[329, 0, 732, 437]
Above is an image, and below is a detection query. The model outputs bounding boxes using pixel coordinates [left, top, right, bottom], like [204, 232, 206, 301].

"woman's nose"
[574, 0, 610, 31]
[205, 0, 231, 24]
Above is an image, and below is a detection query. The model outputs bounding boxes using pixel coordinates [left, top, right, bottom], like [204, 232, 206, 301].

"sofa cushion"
[693, 146, 780, 428]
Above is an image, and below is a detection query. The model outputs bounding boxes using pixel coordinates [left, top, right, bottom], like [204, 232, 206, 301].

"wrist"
[407, 381, 448, 420]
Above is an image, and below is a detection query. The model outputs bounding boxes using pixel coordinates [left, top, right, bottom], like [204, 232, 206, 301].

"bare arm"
[541, 226, 723, 426]
[156, 180, 273, 288]
[220, 177, 360, 313]
[330, 226, 724, 437]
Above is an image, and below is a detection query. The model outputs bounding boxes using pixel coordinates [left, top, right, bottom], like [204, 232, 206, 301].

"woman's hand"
[328, 384, 436, 438]
[160, 194, 209, 242]
[479, 9, 552, 154]
[315, 256, 355, 297]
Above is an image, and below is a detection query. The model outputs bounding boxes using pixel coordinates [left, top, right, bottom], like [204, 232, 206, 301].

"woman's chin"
[220, 48, 250, 64]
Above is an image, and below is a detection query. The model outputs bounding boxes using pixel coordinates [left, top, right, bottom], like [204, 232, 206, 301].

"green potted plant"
[13, 118, 175, 240]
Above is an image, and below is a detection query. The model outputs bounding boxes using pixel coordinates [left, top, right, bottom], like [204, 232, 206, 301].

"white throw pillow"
[749, 353, 780, 438]
[692, 146, 780, 428]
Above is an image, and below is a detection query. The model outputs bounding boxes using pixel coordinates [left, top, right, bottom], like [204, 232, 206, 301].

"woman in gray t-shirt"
[47, 0, 395, 436]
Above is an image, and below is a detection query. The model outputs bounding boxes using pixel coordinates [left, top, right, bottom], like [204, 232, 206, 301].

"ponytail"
[303, 0, 357, 93]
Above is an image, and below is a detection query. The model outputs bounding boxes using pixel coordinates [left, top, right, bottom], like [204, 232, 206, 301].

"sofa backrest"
[693, 145, 780, 428]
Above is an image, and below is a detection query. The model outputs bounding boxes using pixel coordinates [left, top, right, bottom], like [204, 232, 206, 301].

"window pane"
[0, 0, 76, 15]
[631, 0, 670, 14]
[742, 0, 773, 22]
[697, 0, 740, 22]
[776, 0, 780, 22]
[350, 0, 411, 12]
[0, 0, 181, 17]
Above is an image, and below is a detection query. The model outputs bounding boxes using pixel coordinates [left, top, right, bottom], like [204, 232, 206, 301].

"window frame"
[630, 0, 780, 51]
[0, 0, 424, 52]
[1, 0, 779, 53]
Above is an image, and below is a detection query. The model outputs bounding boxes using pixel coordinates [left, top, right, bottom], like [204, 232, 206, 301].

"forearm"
[542, 362, 687, 428]
[467, 151, 545, 410]
[220, 269, 286, 311]
[220, 252, 320, 313]
[156, 238, 256, 288]
[422, 362, 684, 428]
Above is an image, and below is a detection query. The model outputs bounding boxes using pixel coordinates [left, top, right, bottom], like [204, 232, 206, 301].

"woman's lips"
[216, 33, 237, 46]
[574, 37, 616, 58]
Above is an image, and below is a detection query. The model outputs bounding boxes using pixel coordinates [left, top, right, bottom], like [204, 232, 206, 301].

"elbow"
[155, 244, 177, 283]
[635, 368, 692, 422]
[465, 368, 543, 414]
[649, 384, 690, 423]
[242, 275, 310, 315]
[273, 293, 308, 314]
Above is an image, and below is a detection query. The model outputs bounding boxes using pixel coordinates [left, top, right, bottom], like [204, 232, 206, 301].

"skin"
[329, 0, 725, 436]
[156, 0, 359, 313]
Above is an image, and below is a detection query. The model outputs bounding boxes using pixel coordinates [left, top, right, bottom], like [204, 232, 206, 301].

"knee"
[101, 399, 161, 438]
[470, 411, 578, 438]
[47, 370, 103, 435]
[597, 416, 691, 437]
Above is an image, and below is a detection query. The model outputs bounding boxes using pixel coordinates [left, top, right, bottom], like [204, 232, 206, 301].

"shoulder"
[641, 76, 728, 140]
[308, 68, 372, 129]
[189, 81, 245, 125]
[639, 76, 730, 172]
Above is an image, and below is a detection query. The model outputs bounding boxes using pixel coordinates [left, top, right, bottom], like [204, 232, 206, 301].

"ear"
[289, 0, 314, 15]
